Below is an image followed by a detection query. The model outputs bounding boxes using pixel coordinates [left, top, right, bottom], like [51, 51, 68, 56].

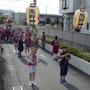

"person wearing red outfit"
[3, 29, 5, 41]
[8, 28, 11, 41]
[33, 34, 38, 51]
[41, 32, 45, 50]
[28, 47, 39, 86]
[51, 36, 59, 60]
[12, 32, 19, 53]
[0, 34, 4, 56]
[25, 33, 31, 54]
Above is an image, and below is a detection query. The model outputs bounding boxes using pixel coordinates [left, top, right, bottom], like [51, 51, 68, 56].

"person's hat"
[34, 34, 36, 36]
[63, 46, 67, 48]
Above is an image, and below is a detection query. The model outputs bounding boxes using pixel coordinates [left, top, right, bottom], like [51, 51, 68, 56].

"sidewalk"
[2, 43, 24, 90]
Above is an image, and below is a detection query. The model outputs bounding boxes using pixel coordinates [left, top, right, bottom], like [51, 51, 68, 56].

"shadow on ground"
[0, 57, 10, 90]
[32, 85, 39, 90]
[19, 56, 28, 65]
[39, 59, 48, 66]
[63, 82, 79, 90]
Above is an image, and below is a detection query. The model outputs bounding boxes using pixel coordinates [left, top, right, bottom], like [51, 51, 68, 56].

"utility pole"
[46, 5, 47, 14]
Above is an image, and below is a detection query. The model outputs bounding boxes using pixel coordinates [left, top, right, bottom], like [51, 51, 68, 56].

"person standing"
[3, 29, 5, 42]
[41, 32, 45, 50]
[51, 36, 59, 60]
[33, 34, 38, 52]
[25, 33, 31, 54]
[12, 32, 19, 53]
[0, 34, 4, 56]
[8, 28, 11, 41]
[5, 27, 9, 41]
[18, 35, 24, 58]
[28, 47, 39, 85]
[60, 46, 71, 83]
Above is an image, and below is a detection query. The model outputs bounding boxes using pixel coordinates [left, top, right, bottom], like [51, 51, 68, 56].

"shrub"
[40, 23, 43, 26]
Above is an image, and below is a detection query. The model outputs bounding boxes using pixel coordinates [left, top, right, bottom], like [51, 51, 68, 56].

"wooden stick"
[33, 27, 35, 47]
[65, 28, 75, 64]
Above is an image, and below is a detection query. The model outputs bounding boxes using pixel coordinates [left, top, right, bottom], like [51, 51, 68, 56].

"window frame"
[62, 0, 69, 10]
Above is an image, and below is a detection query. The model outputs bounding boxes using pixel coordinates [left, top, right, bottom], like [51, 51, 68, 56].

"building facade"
[14, 13, 26, 25]
[59, 0, 90, 34]
[0, 9, 15, 20]
[14, 13, 62, 25]
[39, 14, 62, 24]
[0, 9, 15, 14]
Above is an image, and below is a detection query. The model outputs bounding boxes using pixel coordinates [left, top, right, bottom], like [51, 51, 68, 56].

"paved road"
[3, 43, 90, 90]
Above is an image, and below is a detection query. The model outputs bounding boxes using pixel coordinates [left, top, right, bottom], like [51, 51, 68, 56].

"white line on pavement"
[40, 54, 47, 59]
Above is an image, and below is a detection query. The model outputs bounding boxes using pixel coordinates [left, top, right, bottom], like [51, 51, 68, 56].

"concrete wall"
[44, 28, 90, 49]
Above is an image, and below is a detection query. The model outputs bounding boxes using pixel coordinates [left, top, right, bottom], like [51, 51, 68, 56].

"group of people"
[0, 25, 71, 85]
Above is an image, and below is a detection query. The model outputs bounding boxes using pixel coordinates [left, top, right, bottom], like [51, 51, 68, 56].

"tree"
[0, 15, 7, 24]
[17, 18, 22, 25]
[46, 17, 51, 24]
[50, 21, 54, 26]
[54, 17, 59, 25]
[59, 20, 62, 26]
[0, 15, 1, 20]
[23, 18, 27, 25]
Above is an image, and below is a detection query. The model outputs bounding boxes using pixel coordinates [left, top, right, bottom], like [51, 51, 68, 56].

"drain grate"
[12, 86, 23, 90]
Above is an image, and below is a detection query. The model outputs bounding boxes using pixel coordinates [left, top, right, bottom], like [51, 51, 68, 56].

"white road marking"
[13, 50, 16, 53]
[20, 86, 23, 90]
[12, 86, 23, 90]
[37, 51, 39, 53]
[12, 87, 14, 90]
[40, 54, 47, 59]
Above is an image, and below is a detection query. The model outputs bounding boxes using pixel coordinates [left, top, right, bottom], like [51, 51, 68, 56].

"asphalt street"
[4, 43, 90, 90]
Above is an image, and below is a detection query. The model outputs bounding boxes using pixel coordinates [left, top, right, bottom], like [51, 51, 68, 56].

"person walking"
[28, 47, 39, 86]
[18, 35, 24, 58]
[60, 46, 71, 83]
[41, 32, 45, 50]
[51, 36, 59, 61]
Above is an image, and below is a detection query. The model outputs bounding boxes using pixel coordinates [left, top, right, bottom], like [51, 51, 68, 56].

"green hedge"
[39, 37, 90, 62]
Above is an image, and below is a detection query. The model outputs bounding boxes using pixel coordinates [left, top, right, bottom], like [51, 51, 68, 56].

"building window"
[62, 0, 69, 10]
[87, 23, 89, 30]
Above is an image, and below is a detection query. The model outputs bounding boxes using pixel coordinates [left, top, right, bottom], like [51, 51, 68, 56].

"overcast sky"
[0, 0, 59, 14]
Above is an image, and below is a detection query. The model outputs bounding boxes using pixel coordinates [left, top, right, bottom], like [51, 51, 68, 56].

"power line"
[0, 0, 20, 7]
[47, 6, 59, 11]
[0, 5, 46, 9]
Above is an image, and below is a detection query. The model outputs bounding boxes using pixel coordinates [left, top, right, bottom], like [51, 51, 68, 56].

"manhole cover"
[12, 86, 23, 90]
